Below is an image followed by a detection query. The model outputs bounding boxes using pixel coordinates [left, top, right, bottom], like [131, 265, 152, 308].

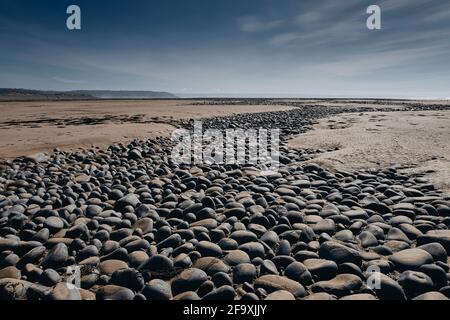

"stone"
[260, 231, 280, 248]
[44, 216, 64, 232]
[302, 292, 336, 300]
[358, 231, 378, 248]
[311, 274, 363, 297]
[173, 291, 201, 300]
[265, 290, 295, 300]
[371, 272, 406, 300]
[171, 268, 208, 294]
[229, 230, 258, 244]
[202, 285, 236, 300]
[418, 264, 448, 289]
[233, 263, 257, 284]
[0, 266, 21, 280]
[340, 293, 378, 300]
[284, 261, 313, 285]
[319, 241, 362, 266]
[398, 271, 434, 298]
[99, 260, 128, 276]
[138, 255, 174, 277]
[39, 269, 60, 286]
[417, 230, 450, 254]
[116, 194, 140, 210]
[260, 260, 279, 276]
[110, 268, 144, 291]
[96, 285, 135, 300]
[254, 275, 305, 297]
[194, 257, 230, 276]
[41, 243, 69, 269]
[142, 279, 172, 300]
[312, 219, 336, 235]
[303, 259, 338, 281]
[49, 283, 81, 300]
[239, 242, 266, 259]
[224, 250, 251, 266]
[196, 241, 222, 257]
[417, 242, 448, 262]
[389, 249, 433, 271]
[412, 291, 449, 300]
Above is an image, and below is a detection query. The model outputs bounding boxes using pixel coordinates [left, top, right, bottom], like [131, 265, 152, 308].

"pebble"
[41, 243, 69, 269]
[302, 292, 336, 300]
[138, 255, 174, 276]
[340, 293, 378, 300]
[196, 241, 222, 257]
[44, 216, 64, 233]
[39, 269, 60, 286]
[398, 271, 434, 298]
[284, 261, 313, 285]
[99, 260, 128, 276]
[0, 266, 21, 280]
[230, 231, 258, 244]
[254, 275, 305, 297]
[370, 272, 406, 300]
[418, 264, 448, 289]
[265, 290, 295, 300]
[173, 291, 201, 300]
[311, 274, 362, 297]
[202, 285, 236, 300]
[211, 272, 233, 287]
[417, 242, 447, 262]
[319, 241, 362, 266]
[49, 283, 81, 300]
[358, 231, 379, 248]
[412, 292, 449, 300]
[142, 279, 172, 300]
[96, 285, 135, 300]
[239, 242, 266, 259]
[303, 259, 338, 281]
[233, 263, 257, 284]
[224, 250, 251, 266]
[171, 268, 208, 294]
[389, 248, 434, 271]
[260, 259, 279, 276]
[194, 257, 230, 275]
[417, 230, 450, 254]
[110, 268, 144, 292]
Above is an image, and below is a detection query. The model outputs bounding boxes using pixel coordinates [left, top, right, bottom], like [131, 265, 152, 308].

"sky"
[0, 0, 450, 98]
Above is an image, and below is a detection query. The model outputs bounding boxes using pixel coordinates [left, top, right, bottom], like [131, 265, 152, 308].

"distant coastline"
[0, 88, 178, 101]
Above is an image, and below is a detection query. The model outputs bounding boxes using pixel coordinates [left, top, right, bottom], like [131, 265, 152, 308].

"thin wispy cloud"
[299, 46, 447, 77]
[237, 15, 284, 32]
[52, 76, 84, 84]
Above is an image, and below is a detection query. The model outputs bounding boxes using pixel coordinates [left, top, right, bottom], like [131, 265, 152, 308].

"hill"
[0, 88, 177, 100]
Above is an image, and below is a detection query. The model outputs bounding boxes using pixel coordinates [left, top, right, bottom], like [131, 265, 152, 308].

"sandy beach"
[0, 100, 295, 159]
[289, 110, 450, 193]
[1, 98, 450, 301]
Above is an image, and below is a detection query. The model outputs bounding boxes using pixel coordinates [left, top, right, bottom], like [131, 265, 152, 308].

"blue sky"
[1, 0, 450, 98]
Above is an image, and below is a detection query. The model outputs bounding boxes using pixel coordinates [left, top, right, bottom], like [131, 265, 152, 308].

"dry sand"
[0, 100, 294, 159]
[288, 110, 450, 192]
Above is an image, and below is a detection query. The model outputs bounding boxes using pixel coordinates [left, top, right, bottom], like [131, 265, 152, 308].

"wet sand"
[288, 110, 450, 192]
[0, 100, 294, 159]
